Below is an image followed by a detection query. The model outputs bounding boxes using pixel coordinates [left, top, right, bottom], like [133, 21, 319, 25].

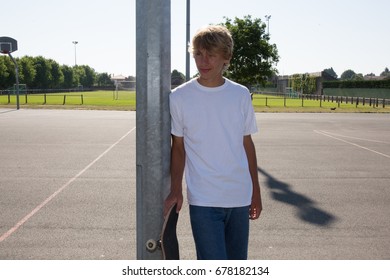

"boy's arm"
[163, 135, 185, 217]
[243, 135, 263, 220]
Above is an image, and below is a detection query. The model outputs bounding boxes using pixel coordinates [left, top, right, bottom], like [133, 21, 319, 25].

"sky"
[2, 0, 389, 78]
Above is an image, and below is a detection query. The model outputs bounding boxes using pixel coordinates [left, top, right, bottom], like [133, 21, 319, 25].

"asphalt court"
[0, 109, 389, 259]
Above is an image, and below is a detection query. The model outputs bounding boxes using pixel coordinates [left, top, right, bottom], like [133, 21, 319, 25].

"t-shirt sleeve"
[169, 93, 184, 137]
[243, 91, 258, 136]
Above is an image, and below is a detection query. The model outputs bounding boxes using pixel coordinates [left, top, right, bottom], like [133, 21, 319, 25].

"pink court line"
[314, 130, 390, 159]
[0, 127, 136, 243]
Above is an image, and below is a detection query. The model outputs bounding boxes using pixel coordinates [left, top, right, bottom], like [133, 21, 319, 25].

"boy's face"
[194, 48, 230, 87]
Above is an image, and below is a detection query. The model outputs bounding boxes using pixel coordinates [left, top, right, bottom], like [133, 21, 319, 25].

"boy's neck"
[197, 76, 225, 88]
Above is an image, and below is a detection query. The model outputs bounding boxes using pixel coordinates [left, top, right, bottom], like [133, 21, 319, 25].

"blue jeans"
[189, 205, 250, 260]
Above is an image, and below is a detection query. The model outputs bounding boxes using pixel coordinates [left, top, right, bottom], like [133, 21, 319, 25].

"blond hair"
[189, 25, 234, 65]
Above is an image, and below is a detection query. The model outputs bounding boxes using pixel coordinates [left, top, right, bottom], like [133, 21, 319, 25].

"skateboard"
[146, 203, 180, 260]
[160, 203, 180, 260]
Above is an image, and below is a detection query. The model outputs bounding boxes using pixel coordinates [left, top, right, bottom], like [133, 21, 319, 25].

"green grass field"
[0, 91, 136, 111]
[1, 90, 389, 113]
[251, 94, 390, 113]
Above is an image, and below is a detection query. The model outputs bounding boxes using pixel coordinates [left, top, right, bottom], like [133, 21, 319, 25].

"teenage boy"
[164, 25, 262, 260]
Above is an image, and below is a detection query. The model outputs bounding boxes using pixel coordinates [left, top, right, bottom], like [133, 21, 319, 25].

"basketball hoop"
[0, 36, 20, 109]
[0, 37, 17, 54]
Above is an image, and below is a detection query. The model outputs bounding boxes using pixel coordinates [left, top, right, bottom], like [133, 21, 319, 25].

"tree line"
[324, 67, 390, 80]
[0, 55, 115, 90]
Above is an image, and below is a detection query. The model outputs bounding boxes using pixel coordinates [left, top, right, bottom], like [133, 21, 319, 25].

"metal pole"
[265, 15, 271, 35]
[72, 41, 78, 66]
[185, 0, 190, 81]
[136, 0, 171, 260]
[8, 53, 20, 110]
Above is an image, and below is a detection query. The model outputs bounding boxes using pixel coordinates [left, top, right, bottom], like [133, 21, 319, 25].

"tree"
[32, 56, 52, 89]
[0, 55, 126, 90]
[18, 56, 36, 87]
[72, 65, 97, 88]
[171, 69, 185, 86]
[323, 67, 338, 79]
[291, 73, 316, 94]
[222, 15, 279, 87]
[341, 69, 365, 81]
[380, 67, 390, 77]
[0, 56, 12, 89]
[48, 59, 64, 88]
[73, 66, 85, 87]
[353, 73, 364, 81]
[80, 65, 96, 87]
[340, 69, 356, 80]
[61, 65, 76, 88]
[96, 72, 114, 87]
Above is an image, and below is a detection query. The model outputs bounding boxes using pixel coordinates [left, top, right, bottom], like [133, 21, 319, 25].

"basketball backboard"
[0, 37, 18, 54]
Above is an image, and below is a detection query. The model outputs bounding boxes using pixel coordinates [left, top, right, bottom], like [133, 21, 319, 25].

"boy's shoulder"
[172, 79, 195, 92]
[225, 78, 249, 92]
[170, 79, 196, 100]
[223, 79, 251, 99]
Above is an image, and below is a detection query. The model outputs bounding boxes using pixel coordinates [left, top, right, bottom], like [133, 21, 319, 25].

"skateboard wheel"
[146, 239, 157, 252]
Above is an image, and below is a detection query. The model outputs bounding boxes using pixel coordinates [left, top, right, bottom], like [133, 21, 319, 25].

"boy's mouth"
[199, 68, 211, 74]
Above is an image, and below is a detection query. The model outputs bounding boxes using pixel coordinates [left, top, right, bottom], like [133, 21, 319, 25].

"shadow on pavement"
[0, 109, 18, 114]
[258, 167, 336, 227]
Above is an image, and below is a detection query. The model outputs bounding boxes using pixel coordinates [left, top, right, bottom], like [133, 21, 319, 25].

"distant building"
[111, 75, 135, 90]
[277, 71, 337, 95]
[111, 74, 127, 83]
[363, 75, 388, 81]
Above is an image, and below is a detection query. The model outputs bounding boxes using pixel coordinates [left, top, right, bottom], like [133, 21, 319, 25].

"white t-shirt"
[170, 78, 258, 207]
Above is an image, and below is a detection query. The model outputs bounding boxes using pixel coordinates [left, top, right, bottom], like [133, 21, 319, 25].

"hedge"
[323, 79, 390, 89]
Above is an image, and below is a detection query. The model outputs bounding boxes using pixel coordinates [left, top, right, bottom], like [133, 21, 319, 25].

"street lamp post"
[265, 15, 271, 35]
[72, 41, 78, 66]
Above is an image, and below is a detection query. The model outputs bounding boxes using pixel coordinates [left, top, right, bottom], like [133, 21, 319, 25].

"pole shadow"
[0, 109, 18, 114]
[258, 167, 336, 227]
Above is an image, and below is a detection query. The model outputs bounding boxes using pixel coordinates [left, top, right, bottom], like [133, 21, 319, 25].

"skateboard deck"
[160, 203, 179, 260]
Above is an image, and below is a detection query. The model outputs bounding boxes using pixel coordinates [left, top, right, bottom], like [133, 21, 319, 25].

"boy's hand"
[163, 191, 183, 218]
[250, 187, 262, 220]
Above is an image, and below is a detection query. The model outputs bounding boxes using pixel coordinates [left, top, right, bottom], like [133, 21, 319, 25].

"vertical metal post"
[136, 0, 171, 260]
[185, 0, 191, 81]
[72, 41, 78, 66]
[265, 15, 271, 35]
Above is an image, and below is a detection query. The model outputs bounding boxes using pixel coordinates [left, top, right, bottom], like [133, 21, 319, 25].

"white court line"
[0, 126, 136, 243]
[318, 130, 390, 144]
[314, 130, 390, 159]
